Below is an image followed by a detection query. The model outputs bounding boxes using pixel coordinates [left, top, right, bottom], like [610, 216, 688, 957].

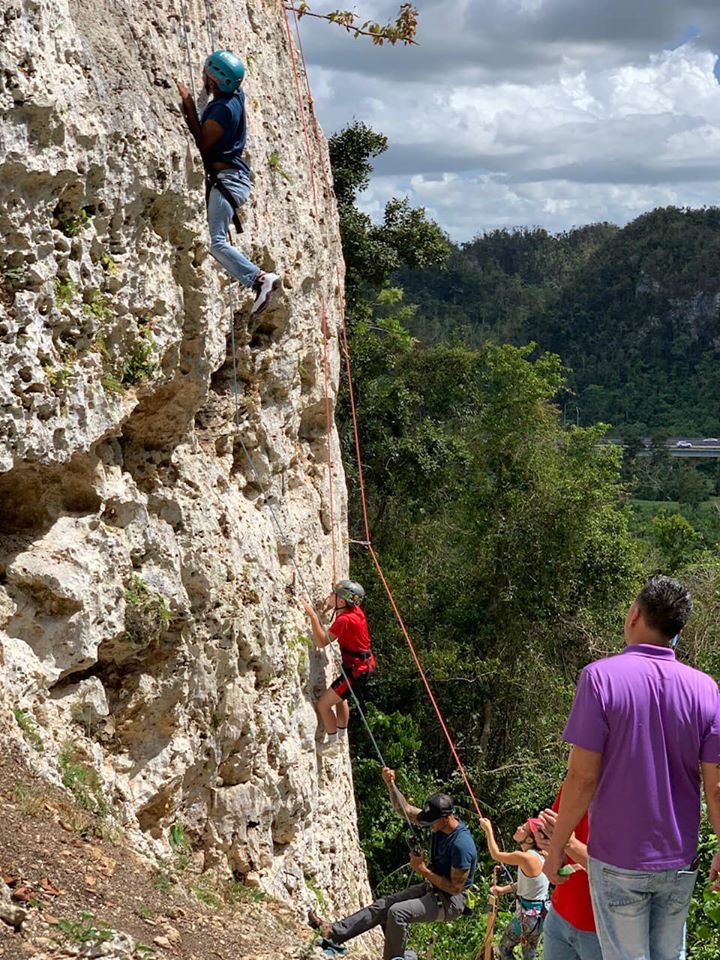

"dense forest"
[397, 210, 720, 436]
[328, 122, 720, 959]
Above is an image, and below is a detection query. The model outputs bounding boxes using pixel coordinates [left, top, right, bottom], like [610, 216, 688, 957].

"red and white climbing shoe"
[251, 272, 281, 315]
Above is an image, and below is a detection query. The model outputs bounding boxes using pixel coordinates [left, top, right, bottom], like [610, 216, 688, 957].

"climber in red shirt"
[301, 580, 375, 758]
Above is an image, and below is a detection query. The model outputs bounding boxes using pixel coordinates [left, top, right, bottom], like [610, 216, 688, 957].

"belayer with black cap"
[301, 580, 375, 757]
[176, 51, 281, 315]
[309, 766, 478, 960]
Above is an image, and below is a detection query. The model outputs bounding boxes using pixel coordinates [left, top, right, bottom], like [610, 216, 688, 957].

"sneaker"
[317, 739, 341, 758]
[251, 272, 281, 315]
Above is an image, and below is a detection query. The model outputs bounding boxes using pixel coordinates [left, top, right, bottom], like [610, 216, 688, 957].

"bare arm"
[702, 761, 720, 891]
[479, 818, 543, 873]
[565, 836, 589, 870]
[382, 768, 422, 824]
[491, 882, 516, 897]
[411, 859, 469, 895]
[301, 599, 333, 649]
[176, 82, 224, 157]
[539, 807, 589, 869]
[544, 747, 602, 884]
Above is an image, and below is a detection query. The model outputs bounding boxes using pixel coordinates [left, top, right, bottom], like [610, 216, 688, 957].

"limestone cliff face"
[0, 0, 371, 918]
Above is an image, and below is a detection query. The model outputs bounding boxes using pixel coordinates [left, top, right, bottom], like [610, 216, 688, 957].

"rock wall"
[0, 0, 372, 920]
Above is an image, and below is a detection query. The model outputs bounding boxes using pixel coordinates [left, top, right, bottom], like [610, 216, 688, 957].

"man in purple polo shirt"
[544, 575, 720, 960]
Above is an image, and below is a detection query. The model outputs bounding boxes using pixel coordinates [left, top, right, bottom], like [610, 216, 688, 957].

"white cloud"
[295, 2, 720, 237]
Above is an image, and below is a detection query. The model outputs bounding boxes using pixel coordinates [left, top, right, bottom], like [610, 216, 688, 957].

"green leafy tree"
[328, 122, 450, 322]
[650, 513, 704, 572]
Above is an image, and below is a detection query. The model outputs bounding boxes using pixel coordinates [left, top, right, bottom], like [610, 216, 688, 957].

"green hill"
[399, 207, 720, 435]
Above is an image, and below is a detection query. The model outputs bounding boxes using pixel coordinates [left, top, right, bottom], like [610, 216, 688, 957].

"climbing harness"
[204, 169, 243, 233]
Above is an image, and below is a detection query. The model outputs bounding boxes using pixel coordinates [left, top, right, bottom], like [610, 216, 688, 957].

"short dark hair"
[636, 575, 692, 640]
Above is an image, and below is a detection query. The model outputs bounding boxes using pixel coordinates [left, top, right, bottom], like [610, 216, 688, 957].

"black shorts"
[331, 668, 373, 702]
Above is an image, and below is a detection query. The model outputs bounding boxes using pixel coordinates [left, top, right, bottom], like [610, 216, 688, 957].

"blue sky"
[296, 0, 720, 239]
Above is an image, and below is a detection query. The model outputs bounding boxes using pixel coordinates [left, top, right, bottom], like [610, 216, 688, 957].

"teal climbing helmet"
[204, 50, 246, 93]
[334, 580, 365, 606]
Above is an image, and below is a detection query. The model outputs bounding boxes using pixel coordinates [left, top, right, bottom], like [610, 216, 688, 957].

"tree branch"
[286, 3, 419, 46]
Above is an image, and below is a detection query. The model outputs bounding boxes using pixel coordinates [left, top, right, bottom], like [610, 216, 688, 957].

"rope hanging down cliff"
[283, 3, 493, 829]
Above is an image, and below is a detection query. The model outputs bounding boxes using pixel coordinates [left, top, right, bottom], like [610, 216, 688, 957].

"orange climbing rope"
[282, 2, 487, 821]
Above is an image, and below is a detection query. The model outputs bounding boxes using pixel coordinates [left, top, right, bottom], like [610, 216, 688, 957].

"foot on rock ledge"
[251, 272, 281, 315]
[308, 909, 332, 939]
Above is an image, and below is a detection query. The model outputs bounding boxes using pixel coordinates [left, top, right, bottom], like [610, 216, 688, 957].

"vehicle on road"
[675, 440, 693, 448]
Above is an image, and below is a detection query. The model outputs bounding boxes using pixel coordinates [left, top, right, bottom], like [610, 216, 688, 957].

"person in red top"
[301, 580, 375, 758]
[538, 790, 602, 960]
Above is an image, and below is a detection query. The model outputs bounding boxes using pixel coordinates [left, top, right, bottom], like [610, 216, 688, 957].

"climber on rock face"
[301, 580, 375, 758]
[176, 50, 280, 314]
[309, 766, 478, 960]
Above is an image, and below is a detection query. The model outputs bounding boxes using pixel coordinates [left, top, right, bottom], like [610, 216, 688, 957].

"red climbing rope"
[283, 3, 485, 819]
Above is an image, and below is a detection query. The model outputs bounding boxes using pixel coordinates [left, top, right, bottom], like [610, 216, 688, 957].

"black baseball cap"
[417, 793, 454, 825]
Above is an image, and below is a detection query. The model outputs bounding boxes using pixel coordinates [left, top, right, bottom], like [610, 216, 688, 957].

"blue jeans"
[543, 905, 603, 960]
[588, 857, 696, 960]
[207, 169, 260, 287]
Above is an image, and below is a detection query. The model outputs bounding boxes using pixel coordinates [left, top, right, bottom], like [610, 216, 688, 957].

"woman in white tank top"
[479, 815, 550, 959]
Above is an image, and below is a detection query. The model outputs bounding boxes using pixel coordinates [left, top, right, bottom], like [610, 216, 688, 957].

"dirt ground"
[0, 749, 366, 960]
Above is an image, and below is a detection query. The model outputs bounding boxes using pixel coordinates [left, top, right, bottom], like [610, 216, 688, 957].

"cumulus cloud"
[293, 0, 720, 236]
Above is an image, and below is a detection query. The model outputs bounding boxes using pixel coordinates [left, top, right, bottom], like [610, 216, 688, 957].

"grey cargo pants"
[329, 882, 467, 960]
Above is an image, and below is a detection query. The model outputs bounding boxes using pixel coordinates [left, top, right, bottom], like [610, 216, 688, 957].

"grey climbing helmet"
[334, 579, 365, 606]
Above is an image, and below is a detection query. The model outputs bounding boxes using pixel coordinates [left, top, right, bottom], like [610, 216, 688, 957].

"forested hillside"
[399, 209, 720, 435]
[330, 123, 720, 959]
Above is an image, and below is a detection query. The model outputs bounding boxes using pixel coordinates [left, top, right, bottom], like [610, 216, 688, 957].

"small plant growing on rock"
[121, 328, 157, 385]
[83, 289, 111, 320]
[96, 331, 158, 393]
[58, 208, 91, 237]
[43, 359, 76, 392]
[55, 911, 113, 945]
[59, 742, 111, 817]
[226, 875, 266, 904]
[100, 251, 117, 274]
[169, 823, 191, 871]
[124, 575, 172, 646]
[268, 151, 292, 183]
[13, 707, 44, 753]
[53, 276, 77, 307]
[192, 877, 221, 908]
[1, 263, 27, 292]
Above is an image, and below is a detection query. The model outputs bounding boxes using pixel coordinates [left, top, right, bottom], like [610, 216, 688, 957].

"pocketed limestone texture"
[0, 0, 372, 925]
